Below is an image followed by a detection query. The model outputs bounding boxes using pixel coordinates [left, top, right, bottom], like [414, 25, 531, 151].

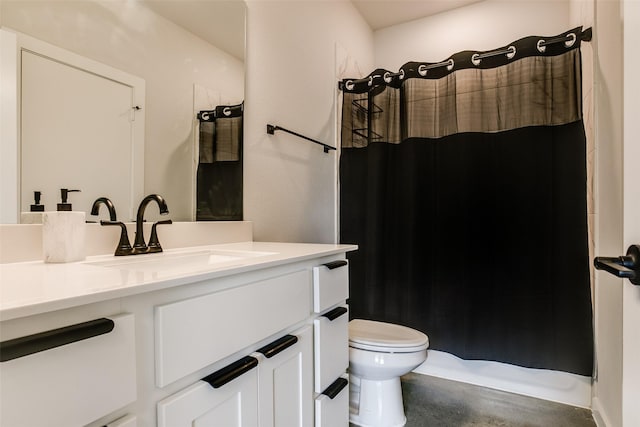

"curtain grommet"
[383, 72, 393, 83]
[446, 59, 454, 71]
[471, 54, 481, 66]
[565, 32, 577, 47]
[418, 64, 428, 77]
[506, 46, 516, 59]
[399, 69, 405, 80]
[537, 40, 547, 53]
[345, 80, 355, 91]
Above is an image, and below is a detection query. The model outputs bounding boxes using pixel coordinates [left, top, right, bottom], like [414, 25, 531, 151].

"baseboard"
[413, 350, 592, 408]
[591, 397, 612, 427]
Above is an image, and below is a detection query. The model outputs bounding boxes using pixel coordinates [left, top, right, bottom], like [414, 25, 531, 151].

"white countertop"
[0, 241, 357, 321]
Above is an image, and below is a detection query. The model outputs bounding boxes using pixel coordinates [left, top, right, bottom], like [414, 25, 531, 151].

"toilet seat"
[349, 319, 429, 353]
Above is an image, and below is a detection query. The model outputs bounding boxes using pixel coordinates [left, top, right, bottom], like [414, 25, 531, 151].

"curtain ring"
[201, 112, 212, 121]
[506, 46, 516, 59]
[223, 107, 231, 117]
[537, 39, 546, 53]
[345, 80, 355, 91]
[446, 59, 454, 71]
[398, 69, 405, 80]
[368, 76, 374, 86]
[383, 72, 393, 83]
[565, 32, 577, 47]
[471, 53, 481, 66]
[418, 64, 428, 76]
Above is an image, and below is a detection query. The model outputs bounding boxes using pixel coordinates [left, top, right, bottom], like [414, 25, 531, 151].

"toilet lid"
[349, 319, 429, 352]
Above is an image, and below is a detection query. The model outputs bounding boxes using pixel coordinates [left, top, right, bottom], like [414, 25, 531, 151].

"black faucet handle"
[100, 221, 133, 256]
[148, 219, 173, 252]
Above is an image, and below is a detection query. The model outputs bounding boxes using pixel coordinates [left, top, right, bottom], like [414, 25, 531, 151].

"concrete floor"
[401, 373, 596, 427]
[351, 373, 596, 427]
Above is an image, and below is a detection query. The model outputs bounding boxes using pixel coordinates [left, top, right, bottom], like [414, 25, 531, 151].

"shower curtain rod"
[340, 27, 592, 91]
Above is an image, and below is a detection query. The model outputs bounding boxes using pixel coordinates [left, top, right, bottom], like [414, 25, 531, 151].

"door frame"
[622, 1, 640, 425]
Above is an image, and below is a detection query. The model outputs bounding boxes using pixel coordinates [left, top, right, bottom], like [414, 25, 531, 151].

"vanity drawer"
[157, 356, 259, 427]
[0, 313, 136, 427]
[315, 374, 349, 427]
[314, 305, 349, 393]
[313, 260, 349, 313]
[155, 270, 312, 387]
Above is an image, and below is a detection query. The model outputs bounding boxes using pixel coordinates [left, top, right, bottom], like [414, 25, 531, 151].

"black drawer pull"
[322, 306, 348, 321]
[202, 356, 258, 389]
[322, 377, 348, 399]
[0, 318, 115, 362]
[257, 334, 298, 358]
[322, 260, 348, 270]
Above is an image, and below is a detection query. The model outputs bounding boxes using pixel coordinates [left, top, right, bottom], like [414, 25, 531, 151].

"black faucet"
[133, 194, 171, 254]
[90, 197, 117, 221]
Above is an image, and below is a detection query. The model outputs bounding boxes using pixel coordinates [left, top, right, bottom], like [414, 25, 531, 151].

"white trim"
[0, 29, 18, 223]
[592, 396, 613, 427]
[414, 349, 592, 409]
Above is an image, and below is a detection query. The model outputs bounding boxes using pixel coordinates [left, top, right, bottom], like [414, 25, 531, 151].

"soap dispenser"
[42, 188, 86, 263]
[20, 191, 45, 224]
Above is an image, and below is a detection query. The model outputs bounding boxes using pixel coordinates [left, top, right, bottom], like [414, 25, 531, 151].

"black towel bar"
[266, 124, 336, 153]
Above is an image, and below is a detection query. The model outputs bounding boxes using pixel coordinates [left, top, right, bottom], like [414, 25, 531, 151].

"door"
[256, 326, 313, 427]
[622, 2, 640, 425]
[157, 364, 259, 427]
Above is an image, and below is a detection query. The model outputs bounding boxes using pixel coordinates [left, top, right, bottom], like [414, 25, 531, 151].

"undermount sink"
[86, 249, 277, 274]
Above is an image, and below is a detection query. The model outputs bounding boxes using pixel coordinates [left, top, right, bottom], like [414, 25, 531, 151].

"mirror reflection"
[0, 0, 246, 223]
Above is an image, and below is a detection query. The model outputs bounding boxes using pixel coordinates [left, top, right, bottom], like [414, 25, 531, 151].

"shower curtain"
[197, 103, 243, 221]
[339, 28, 593, 376]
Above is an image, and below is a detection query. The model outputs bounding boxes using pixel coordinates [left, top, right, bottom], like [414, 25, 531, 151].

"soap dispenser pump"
[42, 188, 86, 263]
[31, 191, 45, 212]
[57, 188, 80, 211]
[20, 191, 45, 224]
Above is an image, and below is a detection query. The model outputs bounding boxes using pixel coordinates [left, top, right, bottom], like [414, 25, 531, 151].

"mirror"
[0, 0, 245, 223]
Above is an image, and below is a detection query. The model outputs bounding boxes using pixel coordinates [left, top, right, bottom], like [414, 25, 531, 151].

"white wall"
[244, 0, 373, 243]
[374, 0, 570, 70]
[0, 0, 244, 221]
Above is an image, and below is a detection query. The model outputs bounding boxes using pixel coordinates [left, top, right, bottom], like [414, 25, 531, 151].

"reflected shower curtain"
[197, 104, 243, 221]
[340, 28, 593, 375]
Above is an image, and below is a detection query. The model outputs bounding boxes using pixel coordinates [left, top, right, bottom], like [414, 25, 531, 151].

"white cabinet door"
[255, 325, 313, 427]
[157, 357, 259, 427]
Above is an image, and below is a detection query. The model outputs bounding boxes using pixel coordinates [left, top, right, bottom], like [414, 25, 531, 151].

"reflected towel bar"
[266, 124, 336, 153]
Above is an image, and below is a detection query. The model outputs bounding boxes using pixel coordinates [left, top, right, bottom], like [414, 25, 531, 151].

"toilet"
[348, 319, 429, 427]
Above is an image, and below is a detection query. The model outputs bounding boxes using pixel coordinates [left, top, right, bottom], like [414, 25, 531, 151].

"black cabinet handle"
[256, 334, 298, 359]
[322, 377, 348, 399]
[595, 244, 640, 286]
[0, 318, 115, 362]
[322, 306, 348, 321]
[202, 356, 258, 389]
[322, 260, 348, 270]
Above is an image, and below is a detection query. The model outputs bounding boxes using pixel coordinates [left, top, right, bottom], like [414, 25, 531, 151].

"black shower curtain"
[339, 28, 593, 376]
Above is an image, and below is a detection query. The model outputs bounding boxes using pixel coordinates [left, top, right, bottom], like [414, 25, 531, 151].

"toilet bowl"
[348, 319, 429, 427]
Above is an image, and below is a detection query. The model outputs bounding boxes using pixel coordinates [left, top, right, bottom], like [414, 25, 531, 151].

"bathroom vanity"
[0, 238, 356, 426]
